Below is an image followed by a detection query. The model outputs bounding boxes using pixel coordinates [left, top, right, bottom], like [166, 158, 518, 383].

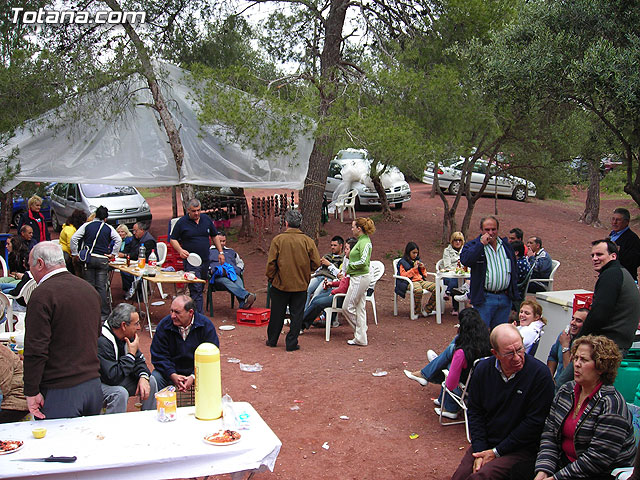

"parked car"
[50, 183, 152, 231]
[570, 155, 624, 183]
[422, 159, 536, 202]
[325, 149, 412, 209]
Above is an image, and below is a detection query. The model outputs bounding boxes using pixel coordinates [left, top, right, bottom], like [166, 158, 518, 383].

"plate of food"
[0, 440, 24, 455]
[203, 430, 241, 446]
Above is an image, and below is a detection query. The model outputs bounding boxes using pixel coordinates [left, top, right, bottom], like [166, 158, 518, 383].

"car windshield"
[81, 184, 137, 198]
[336, 151, 366, 160]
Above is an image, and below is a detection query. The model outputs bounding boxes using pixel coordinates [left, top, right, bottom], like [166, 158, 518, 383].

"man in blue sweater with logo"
[451, 324, 554, 480]
[150, 295, 219, 392]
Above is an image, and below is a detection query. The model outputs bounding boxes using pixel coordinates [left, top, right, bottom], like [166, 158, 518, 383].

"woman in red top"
[398, 242, 436, 316]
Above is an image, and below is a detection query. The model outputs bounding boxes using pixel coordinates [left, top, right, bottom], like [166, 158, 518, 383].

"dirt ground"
[100, 183, 636, 480]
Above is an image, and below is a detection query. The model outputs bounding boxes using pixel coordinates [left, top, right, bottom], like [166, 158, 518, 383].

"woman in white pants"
[343, 217, 375, 346]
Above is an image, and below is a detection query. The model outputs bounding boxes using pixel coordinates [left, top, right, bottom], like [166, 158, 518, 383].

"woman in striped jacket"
[526, 335, 635, 480]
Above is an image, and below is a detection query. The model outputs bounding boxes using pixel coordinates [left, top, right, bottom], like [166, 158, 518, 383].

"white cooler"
[534, 289, 592, 362]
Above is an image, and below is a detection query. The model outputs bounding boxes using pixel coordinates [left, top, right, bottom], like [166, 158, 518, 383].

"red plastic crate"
[573, 293, 593, 314]
[237, 308, 270, 326]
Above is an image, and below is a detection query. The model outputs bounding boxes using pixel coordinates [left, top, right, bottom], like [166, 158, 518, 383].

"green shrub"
[601, 168, 627, 195]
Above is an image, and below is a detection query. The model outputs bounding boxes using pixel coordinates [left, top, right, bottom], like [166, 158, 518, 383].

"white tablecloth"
[0, 403, 281, 480]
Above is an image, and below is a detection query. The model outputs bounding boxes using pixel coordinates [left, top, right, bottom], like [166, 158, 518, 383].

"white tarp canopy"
[0, 63, 314, 192]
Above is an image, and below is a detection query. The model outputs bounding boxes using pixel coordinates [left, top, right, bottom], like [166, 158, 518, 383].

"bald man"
[451, 324, 554, 480]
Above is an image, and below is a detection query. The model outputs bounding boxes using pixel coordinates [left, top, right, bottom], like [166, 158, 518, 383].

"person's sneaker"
[404, 369, 428, 386]
[427, 350, 438, 362]
[243, 293, 256, 309]
[452, 284, 470, 296]
[124, 290, 134, 301]
[421, 309, 435, 317]
[331, 319, 340, 327]
[453, 293, 469, 303]
[433, 397, 441, 407]
[435, 407, 459, 419]
[451, 310, 458, 316]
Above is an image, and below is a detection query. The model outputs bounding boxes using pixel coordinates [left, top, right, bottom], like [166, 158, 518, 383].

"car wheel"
[512, 185, 527, 202]
[51, 212, 62, 232]
[12, 211, 22, 228]
[448, 180, 461, 196]
[393, 203, 403, 209]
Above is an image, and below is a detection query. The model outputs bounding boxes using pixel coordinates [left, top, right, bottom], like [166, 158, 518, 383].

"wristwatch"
[561, 346, 570, 353]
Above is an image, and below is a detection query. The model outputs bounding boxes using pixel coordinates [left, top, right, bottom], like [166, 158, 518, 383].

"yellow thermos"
[194, 343, 222, 420]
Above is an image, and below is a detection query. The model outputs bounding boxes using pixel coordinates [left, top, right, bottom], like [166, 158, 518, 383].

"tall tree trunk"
[230, 187, 251, 238]
[579, 157, 602, 226]
[104, 0, 194, 207]
[299, 0, 348, 241]
[0, 191, 12, 232]
[300, 136, 333, 240]
[371, 176, 392, 220]
[171, 186, 178, 218]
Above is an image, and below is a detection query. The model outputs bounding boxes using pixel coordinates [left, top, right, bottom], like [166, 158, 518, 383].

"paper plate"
[219, 325, 235, 331]
[186, 253, 202, 267]
[151, 301, 165, 306]
[0, 440, 24, 455]
[203, 431, 241, 446]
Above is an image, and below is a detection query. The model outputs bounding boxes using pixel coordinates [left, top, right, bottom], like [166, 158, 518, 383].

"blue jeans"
[85, 256, 110, 316]
[213, 276, 249, 306]
[421, 340, 456, 382]
[443, 278, 460, 310]
[184, 261, 208, 314]
[420, 340, 462, 412]
[475, 292, 511, 330]
[302, 289, 334, 327]
[306, 276, 325, 307]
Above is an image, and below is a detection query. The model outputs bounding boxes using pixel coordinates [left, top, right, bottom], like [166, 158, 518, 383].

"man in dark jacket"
[555, 239, 640, 388]
[451, 324, 554, 480]
[150, 295, 219, 392]
[610, 207, 640, 281]
[70, 205, 121, 316]
[98, 303, 157, 413]
[460, 216, 518, 329]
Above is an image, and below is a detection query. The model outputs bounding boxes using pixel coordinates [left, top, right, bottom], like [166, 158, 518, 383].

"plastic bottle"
[195, 343, 222, 420]
[148, 249, 157, 268]
[138, 244, 146, 269]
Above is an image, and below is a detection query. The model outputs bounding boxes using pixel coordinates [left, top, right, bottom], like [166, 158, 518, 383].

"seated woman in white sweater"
[515, 299, 546, 354]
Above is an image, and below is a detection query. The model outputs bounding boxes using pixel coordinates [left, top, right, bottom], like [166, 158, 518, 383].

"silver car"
[422, 159, 536, 202]
[50, 183, 152, 231]
[325, 149, 411, 209]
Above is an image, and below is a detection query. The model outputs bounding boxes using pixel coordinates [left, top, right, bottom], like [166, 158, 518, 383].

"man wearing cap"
[169, 199, 225, 313]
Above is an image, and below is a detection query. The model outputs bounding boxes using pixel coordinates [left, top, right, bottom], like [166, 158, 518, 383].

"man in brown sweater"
[23, 241, 103, 419]
[265, 209, 321, 351]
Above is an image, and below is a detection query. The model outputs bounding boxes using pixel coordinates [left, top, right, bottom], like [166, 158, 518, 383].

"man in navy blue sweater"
[451, 324, 554, 480]
[150, 295, 219, 392]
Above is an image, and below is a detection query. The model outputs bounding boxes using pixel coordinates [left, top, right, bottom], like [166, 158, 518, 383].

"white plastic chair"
[334, 189, 357, 222]
[438, 357, 485, 443]
[5, 278, 37, 332]
[0, 256, 7, 277]
[525, 259, 560, 293]
[323, 260, 384, 341]
[154, 242, 169, 299]
[366, 260, 385, 325]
